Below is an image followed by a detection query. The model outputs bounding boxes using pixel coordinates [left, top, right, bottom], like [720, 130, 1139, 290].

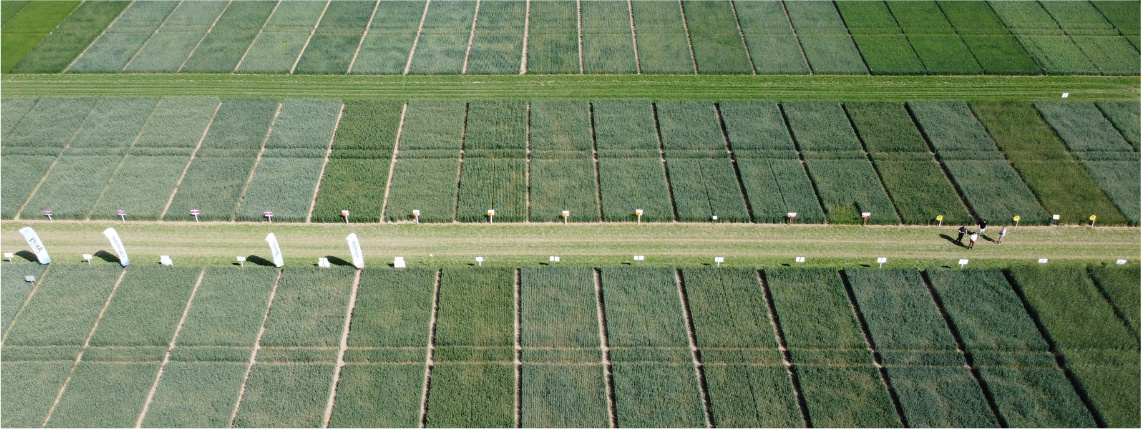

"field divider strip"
[588, 102, 604, 220]
[64, 1, 134, 73]
[841, 104, 904, 224]
[418, 269, 443, 428]
[453, 103, 471, 222]
[290, 0, 332, 75]
[234, 0, 283, 72]
[778, 0, 812, 75]
[307, 102, 346, 223]
[0, 265, 52, 347]
[520, 0, 530, 75]
[525, 102, 532, 221]
[462, 0, 482, 75]
[878, 3, 930, 75]
[232, 102, 284, 221]
[592, 268, 617, 427]
[1086, 266, 1140, 340]
[122, 0, 185, 72]
[756, 269, 812, 427]
[918, 270, 1007, 427]
[178, 0, 233, 72]
[322, 268, 363, 428]
[86, 100, 163, 220]
[931, 2, 985, 73]
[13, 102, 101, 220]
[513, 268, 523, 428]
[346, 0, 383, 74]
[627, 0, 641, 74]
[652, 102, 680, 222]
[674, 269, 714, 427]
[838, 270, 909, 427]
[229, 268, 284, 428]
[41, 268, 129, 428]
[380, 103, 409, 222]
[728, 0, 757, 75]
[404, 0, 432, 75]
[715, 102, 755, 222]
[576, 0, 584, 74]
[676, 0, 699, 75]
[160, 99, 223, 220]
[135, 268, 207, 428]
[829, 1, 870, 74]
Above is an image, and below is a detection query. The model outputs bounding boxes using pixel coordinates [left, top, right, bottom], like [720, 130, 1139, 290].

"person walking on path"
[968, 232, 979, 249]
[978, 219, 988, 236]
[998, 227, 1007, 244]
[957, 226, 967, 244]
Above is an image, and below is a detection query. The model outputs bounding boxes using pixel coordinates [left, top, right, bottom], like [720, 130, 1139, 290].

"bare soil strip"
[520, 0, 531, 75]
[461, 0, 482, 75]
[321, 268, 363, 428]
[380, 103, 410, 221]
[231, 102, 284, 221]
[626, 0, 641, 74]
[228, 268, 284, 428]
[417, 270, 443, 428]
[674, 269, 714, 428]
[135, 268, 207, 428]
[234, 0, 283, 72]
[592, 268, 618, 428]
[346, 0, 383, 74]
[290, 0, 333, 75]
[676, 0, 699, 74]
[756, 269, 812, 427]
[727, 0, 757, 75]
[307, 102, 346, 223]
[404, 0, 433, 75]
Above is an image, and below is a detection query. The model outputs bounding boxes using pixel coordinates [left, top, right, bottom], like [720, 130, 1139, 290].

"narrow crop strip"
[135, 268, 207, 428]
[228, 269, 284, 428]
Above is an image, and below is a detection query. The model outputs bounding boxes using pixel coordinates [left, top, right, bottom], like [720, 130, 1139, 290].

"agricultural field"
[2, 0, 1137, 75]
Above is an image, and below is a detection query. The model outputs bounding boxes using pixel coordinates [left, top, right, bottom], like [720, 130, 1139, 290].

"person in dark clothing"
[957, 226, 967, 243]
[979, 219, 988, 236]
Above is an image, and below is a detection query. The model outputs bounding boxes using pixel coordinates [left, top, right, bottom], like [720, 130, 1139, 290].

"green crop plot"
[0, 360, 74, 427]
[765, 267, 864, 349]
[233, 362, 334, 428]
[885, 365, 998, 427]
[1088, 265, 1140, 334]
[520, 266, 599, 348]
[1064, 349, 1141, 428]
[1039, 0, 1138, 75]
[1010, 265, 1136, 351]
[0, 1, 80, 72]
[0, 263, 43, 331]
[631, 0, 694, 74]
[457, 158, 527, 222]
[88, 266, 199, 347]
[398, 100, 468, 151]
[655, 100, 723, 152]
[611, 362, 706, 427]
[346, 267, 434, 352]
[294, 0, 374, 74]
[434, 268, 514, 353]
[329, 362, 424, 427]
[836, 1, 925, 76]
[736, 157, 826, 224]
[598, 156, 673, 222]
[681, 0, 752, 74]
[733, 0, 809, 74]
[463, 99, 527, 153]
[601, 266, 688, 348]
[845, 268, 956, 350]
[425, 362, 513, 427]
[666, 155, 749, 222]
[978, 364, 1096, 427]
[988, 1, 1100, 75]
[384, 156, 460, 223]
[1, 155, 57, 219]
[521, 363, 609, 428]
[3, 264, 118, 347]
[1096, 101, 1140, 149]
[526, 0, 580, 74]
[1092, 0, 1140, 49]
[0, 96, 36, 138]
[236, 0, 325, 73]
[703, 362, 802, 427]
[682, 267, 776, 348]
[796, 363, 901, 428]
[142, 361, 250, 428]
[784, 1, 867, 74]
[529, 157, 600, 222]
[48, 361, 160, 427]
[179, 1, 276, 73]
[580, 0, 637, 74]
[592, 99, 659, 152]
[937, 0, 1040, 75]
[259, 266, 354, 347]
[1036, 102, 1134, 153]
[311, 101, 402, 222]
[175, 267, 277, 347]
[407, 0, 476, 74]
[887, 1, 982, 75]
[122, 1, 228, 73]
[466, 0, 525, 75]
[69, 1, 179, 73]
[349, 0, 422, 74]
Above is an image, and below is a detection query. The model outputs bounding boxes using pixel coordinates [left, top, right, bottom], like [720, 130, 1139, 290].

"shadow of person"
[939, 234, 966, 248]
[93, 250, 121, 264]
[245, 255, 276, 267]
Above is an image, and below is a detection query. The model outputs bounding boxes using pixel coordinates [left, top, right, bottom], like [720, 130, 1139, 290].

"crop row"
[4, 0, 1137, 75]
[3, 263, 1134, 427]
[3, 97, 1137, 225]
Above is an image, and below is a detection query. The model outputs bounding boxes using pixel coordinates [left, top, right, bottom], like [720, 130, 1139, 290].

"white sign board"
[265, 233, 283, 267]
[160, 255, 173, 266]
[25, 276, 35, 282]
[394, 257, 406, 268]
[1038, 258, 1048, 264]
[84, 254, 93, 263]
[958, 259, 969, 268]
[346, 233, 364, 269]
[102, 228, 129, 267]
[236, 256, 246, 267]
[3, 253, 12, 262]
[795, 257, 805, 263]
[714, 257, 725, 263]
[19, 227, 51, 264]
[633, 255, 644, 261]
[1052, 214, 1061, 220]
[876, 257, 887, 264]
[1116, 259, 1127, 265]
[475, 256, 484, 266]
[318, 257, 331, 268]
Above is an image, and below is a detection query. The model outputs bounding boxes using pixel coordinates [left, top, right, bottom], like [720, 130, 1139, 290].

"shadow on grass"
[94, 250, 120, 264]
[940, 234, 966, 248]
[13, 250, 38, 262]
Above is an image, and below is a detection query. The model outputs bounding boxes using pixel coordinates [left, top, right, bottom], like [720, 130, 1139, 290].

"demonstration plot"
[580, 0, 637, 73]
[526, 0, 580, 74]
[937, 0, 1040, 75]
[293, 0, 374, 74]
[0, 1, 80, 72]
[349, 0, 421, 74]
[312, 100, 402, 222]
[836, 1, 925, 75]
[407, 0, 476, 74]
[68, 1, 179, 73]
[681, 0, 752, 74]
[988, 1, 1099, 75]
[236, 0, 326, 73]
[630, 0, 694, 74]
[466, 0, 525, 74]
[179, 1, 276, 73]
[122, 1, 228, 73]
[732, 0, 809, 74]
[886, 1, 981, 75]
[783, 0, 867, 74]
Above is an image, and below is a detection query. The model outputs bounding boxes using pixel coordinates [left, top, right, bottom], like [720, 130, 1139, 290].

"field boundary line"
[346, 0, 382, 74]
[829, 0, 870, 74]
[160, 99, 223, 220]
[135, 268, 206, 428]
[404, 0, 432, 75]
[13, 102, 102, 220]
[41, 268, 129, 428]
[727, 0, 757, 75]
[918, 270, 1007, 427]
[10, 1, 81, 71]
[676, 0, 698, 75]
[0, 265, 52, 347]
[627, 0, 641, 74]
[232, 102, 284, 221]
[178, 0, 234, 72]
[592, 268, 618, 427]
[588, 102, 604, 220]
[291, 0, 332, 75]
[576, 0, 584, 74]
[904, 103, 978, 222]
[1086, 266, 1141, 340]
[674, 269, 714, 427]
[715, 102, 755, 222]
[525, 102, 532, 221]
[1002, 270, 1106, 427]
[86, 99, 163, 220]
[520, 0, 530, 75]
[778, 0, 812, 75]
[322, 268, 363, 428]
[651, 102, 680, 222]
[1035, 1, 1104, 75]
[841, 104, 904, 224]
[307, 102, 346, 223]
[878, 3, 930, 75]
[453, 103, 471, 222]
[461, 0, 481, 74]
[1, 97, 40, 141]
[122, 0, 185, 72]
[838, 270, 909, 427]
[234, 0, 283, 72]
[756, 269, 812, 427]
[513, 268, 523, 428]
[418, 269, 443, 427]
[380, 103, 409, 221]
[64, 1, 134, 73]
[229, 268, 284, 428]
[779, 103, 829, 224]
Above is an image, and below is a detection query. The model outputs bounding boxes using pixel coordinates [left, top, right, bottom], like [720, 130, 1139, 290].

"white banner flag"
[18, 227, 51, 264]
[102, 228, 129, 267]
[266, 233, 283, 268]
[346, 233, 364, 269]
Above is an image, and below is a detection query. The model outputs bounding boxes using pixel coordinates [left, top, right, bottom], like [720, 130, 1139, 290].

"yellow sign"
[1089, 215, 1097, 221]
[1013, 216, 1021, 222]
[936, 215, 943, 221]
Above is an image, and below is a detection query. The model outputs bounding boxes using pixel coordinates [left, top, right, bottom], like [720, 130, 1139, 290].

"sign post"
[562, 211, 569, 225]
[44, 210, 52, 222]
[795, 257, 805, 264]
[861, 212, 871, 226]
[264, 212, 274, 224]
[1089, 215, 1097, 227]
[787, 212, 796, 224]
[1013, 215, 1020, 228]
[1051, 214, 1060, 226]
[346, 233, 364, 269]
[877, 257, 887, 269]
[394, 257, 406, 268]
[84, 254, 93, 264]
[413, 210, 420, 224]
[117, 210, 126, 223]
[191, 209, 200, 223]
[636, 209, 643, 224]
[265, 233, 283, 267]
[1038, 258, 1048, 265]
[19, 227, 51, 264]
[236, 256, 245, 267]
[958, 259, 969, 269]
[714, 257, 724, 267]
[549, 256, 560, 263]
[102, 228, 130, 267]
[318, 258, 331, 268]
[160, 255, 173, 266]
[476, 256, 484, 267]
[712, 215, 718, 222]
[3, 253, 11, 262]
[936, 215, 943, 227]
[342, 210, 350, 224]
[633, 255, 644, 262]
[487, 209, 495, 224]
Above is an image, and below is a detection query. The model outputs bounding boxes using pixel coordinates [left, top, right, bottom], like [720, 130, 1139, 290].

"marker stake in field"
[102, 228, 129, 267]
[636, 209, 643, 223]
[877, 257, 887, 269]
[341, 210, 350, 224]
[788, 212, 796, 224]
[264, 212, 273, 224]
[712, 215, 718, 222]
[346, 233, 364, 269]
[633, 255, 644, 262]
[191, 209, 199, 223]
[714, 257, 724, 267]
[862, 212, 871, 226]
[476, 256, 484, 267]
[1089, 215, 1097, 227]
[236, 256, 245, 267]
[1052, 214, 1060, 226]
[958, 259, 969, 269]
[795, 257, 805, 264]
[265, 233, 283, 268]
[44, 211, 52, 222]
[936, 215, 943, 227]
[413, 210, 420, 224]
[1013, 215, 1020, 228]
[118, 210, 126, 223]
[488, 209, 495, 224]
[19, 227, 51, 264]
[563, 210, 569, 225]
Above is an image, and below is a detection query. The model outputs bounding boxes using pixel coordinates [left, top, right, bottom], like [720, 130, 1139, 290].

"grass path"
[2, 74, 1135, 101]
[1, 220, 1135, 269]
